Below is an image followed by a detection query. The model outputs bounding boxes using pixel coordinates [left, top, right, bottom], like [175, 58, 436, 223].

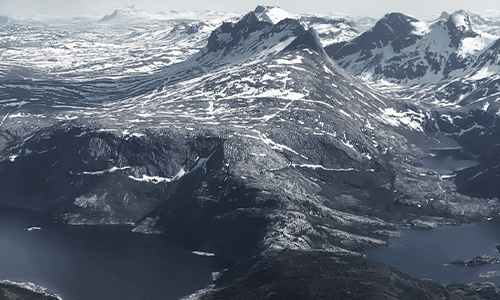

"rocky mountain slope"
[325, 9, 500, 110]
[326, 9, 500, 200]
[326, 10, 499, 89]
[1, 5, 500, 300]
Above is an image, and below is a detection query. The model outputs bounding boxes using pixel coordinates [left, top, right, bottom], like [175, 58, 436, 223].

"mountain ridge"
[326, 9, 500, 101]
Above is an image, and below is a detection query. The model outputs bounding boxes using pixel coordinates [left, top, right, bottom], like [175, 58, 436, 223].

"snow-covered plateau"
[1, 4, 500, 300]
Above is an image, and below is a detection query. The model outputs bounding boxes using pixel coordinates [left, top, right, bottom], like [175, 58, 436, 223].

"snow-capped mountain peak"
[253, 5, 361, 46]
[442, 10, 484, 51]
[253, 5, 296, 24]
[204, 11, 271, 54]
[116, 5, 146, 16]
[447, 10, 478, 46]
[448, 10, 472, 29]
[99, 5, 146, 22]
[195, 12, 306, 69]
[376, 13, 420, 38]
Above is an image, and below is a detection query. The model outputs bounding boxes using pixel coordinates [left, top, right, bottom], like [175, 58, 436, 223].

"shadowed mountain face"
[0, 6, 499, 300]
[328, 13, 420, 59]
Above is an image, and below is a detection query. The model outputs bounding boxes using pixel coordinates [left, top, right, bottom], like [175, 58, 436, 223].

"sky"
[0, 0, 499, 19]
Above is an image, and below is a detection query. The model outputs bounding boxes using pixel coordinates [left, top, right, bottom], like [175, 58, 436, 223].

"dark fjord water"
[421, 155, 479, 171]
[364, 153, 499, 286]
[0, 206, 224, 300]
[362, 222, 500, 286]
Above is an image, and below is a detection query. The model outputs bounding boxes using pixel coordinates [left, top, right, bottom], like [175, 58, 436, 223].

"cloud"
[1, 0, 125, 17]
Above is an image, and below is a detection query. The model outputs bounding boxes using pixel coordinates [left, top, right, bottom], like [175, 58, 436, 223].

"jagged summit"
[253, 5, 295, 24]
[254, 5, 270, 14]
[283, 27, 325, 54]
[205, 11, 271, 54]
[448, 10, 473, 30]
[253, 6, 360, 46]
[99, 5, 146, 22]
[194, 13, 307, 69]
[447, 10, 479, 48]
[326, 12, 421, 61]
[375, 13, 420, 40]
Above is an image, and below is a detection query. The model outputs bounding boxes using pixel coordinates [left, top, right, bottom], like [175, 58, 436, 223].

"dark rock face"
[253, 5, 267, 15]
[282, 28, 324, 54]
[439, 12, 451, 20]
[0, 127, 221, 224]
[194, 14, 306, 71]
[205, 12, 272, 54]
[326, 13, 420, 61]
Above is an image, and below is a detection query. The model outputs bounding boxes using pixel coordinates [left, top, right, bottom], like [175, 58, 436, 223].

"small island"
[450, 255, 500, 266]
[0, 280, 62, 300]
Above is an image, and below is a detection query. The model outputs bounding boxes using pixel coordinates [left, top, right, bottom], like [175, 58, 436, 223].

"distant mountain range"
[98, 5, 147, 22]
